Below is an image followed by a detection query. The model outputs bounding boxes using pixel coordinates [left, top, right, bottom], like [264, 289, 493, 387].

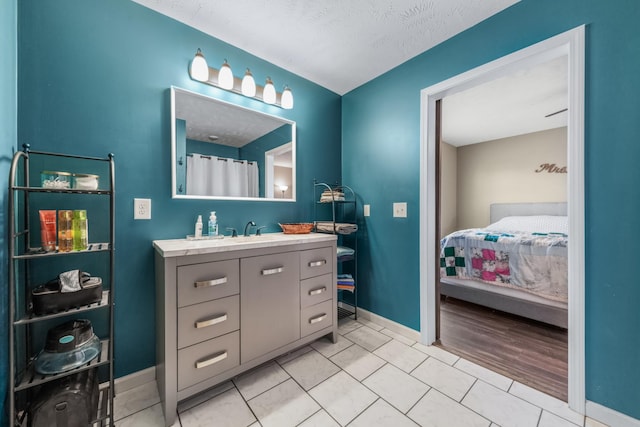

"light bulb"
[241, 69, 256, 97]
[218, 60, 234, 90]
[281, 86, 294, 109]
[190, 48, 209, 82]
[263, 77, 276, 104]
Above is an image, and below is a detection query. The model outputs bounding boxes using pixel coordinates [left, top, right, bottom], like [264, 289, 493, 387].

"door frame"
[418, 25, 585, 413]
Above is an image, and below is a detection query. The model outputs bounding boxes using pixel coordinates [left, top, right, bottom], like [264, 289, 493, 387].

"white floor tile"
[463, 381, 541, 427]
[349, 399, 419, 427]
[298, 410, 341, 427]
[117, 403, 175, 427]
[178, 381, 235, 413]
[309, 371, 378, 426]
[411, 357, 476, 402]
[412, 342, 460, 365]
[539, 410, 583, 427]
[248, 378, 320, 427]
[380, 328, 417, 346]
[180, 387, 256, 427]
[282, 349, 340, 390]
[343, 325, 392, 352]
[362, 363, 430, 413]
[276, 345, 314, 364]
[330, 344, 386, 381]
[311, 334, 354, 358]
[585, 417, 609, 427]
[407, 389, 491, 427]
[374, 339, 428, 373]
[234, 361, 290, 400]
[338, 318, 362, 335]
[454, 358, 513, 391]
[509, 382, 583, 426]
[114, 380, 161, 421]
[356, 318, 385, 331]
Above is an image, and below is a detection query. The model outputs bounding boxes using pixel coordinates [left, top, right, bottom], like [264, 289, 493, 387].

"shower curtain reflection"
[187, 154, 259, 197]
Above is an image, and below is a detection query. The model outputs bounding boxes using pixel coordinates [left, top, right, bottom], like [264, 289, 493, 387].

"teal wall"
[1, 0, 17, 423]
[343, 0, 640, 419]
[17, 0, 341, 383]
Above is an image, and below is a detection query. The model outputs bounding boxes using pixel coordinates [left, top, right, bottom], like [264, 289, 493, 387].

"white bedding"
[485, 215, 568, 235]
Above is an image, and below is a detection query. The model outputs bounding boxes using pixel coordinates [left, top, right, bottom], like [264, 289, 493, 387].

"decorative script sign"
[535, 163, 567, 174]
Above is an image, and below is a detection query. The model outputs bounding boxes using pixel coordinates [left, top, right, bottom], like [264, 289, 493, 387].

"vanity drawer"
[177, 295, 239, 349]
[178, 259, 239, 308]
[177, 331, 239, 391]
[300, 274, 333, 308]
[301, 300, 333, 338]
[300, 246, 333, 279]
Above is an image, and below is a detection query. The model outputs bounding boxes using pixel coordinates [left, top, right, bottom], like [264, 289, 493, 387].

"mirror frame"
[170, 86, 296, 201]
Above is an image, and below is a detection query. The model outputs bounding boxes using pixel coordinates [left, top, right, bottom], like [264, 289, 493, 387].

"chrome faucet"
[244, 221, 256, 236]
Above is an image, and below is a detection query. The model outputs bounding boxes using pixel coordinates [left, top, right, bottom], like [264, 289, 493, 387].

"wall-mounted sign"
[535, 163, 567, 174]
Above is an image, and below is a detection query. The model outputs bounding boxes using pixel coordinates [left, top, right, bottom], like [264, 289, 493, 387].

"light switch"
[364, 204, 370, 217]
[134, 198, 151, 220]
[393, 202, 407, 218]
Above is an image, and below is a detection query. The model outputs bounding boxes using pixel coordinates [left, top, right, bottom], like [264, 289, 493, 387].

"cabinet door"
[177, 259, 239, 308]
[241, 252, 300, 363]
[300, 246, 333, 279]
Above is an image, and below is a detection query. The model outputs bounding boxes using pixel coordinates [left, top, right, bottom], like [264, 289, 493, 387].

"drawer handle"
[308, 260, 327, 268]
[309, 313, 327, 324]
[194, 276, 228, 288]
[195, 351, 228, 369]
[309, 287, 327, 296]
[262, 266, 284, 276]
[195, 314, 228, 329]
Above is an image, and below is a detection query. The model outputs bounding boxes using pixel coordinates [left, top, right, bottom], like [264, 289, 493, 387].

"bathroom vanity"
[153, 233, 337, 426]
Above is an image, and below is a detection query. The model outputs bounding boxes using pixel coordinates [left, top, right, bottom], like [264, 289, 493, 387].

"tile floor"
[114, 317, 608, 427]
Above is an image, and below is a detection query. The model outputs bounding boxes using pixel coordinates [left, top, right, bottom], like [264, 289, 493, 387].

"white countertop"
[153, 232, 337, 258]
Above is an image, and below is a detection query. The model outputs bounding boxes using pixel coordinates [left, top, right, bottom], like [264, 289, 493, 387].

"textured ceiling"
[133, 0, 519, 95]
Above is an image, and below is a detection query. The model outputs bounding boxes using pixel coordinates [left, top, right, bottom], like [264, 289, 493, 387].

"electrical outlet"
[364, 204, 370, 217]
[393, 202, 407, 218]
[134, 198, 151, 220]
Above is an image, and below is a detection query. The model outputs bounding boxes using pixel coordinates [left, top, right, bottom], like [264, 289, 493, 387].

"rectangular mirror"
[171, 86, 296, 200]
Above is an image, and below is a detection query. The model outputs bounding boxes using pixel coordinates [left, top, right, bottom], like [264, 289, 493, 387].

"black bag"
[32, 271, 102, 315]
[28, 368, 99, 427]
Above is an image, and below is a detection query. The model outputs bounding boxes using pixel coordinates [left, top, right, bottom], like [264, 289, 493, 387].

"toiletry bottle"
[195, 215, 203, 239]
[208, 211, 218, 236]
[72, 210, 88, 251]
[58, 210, 74, 252]
[39, 210, 57, 252]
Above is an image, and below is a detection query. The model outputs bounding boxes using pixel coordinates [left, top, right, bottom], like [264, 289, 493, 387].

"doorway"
[419, 26, 585, 413]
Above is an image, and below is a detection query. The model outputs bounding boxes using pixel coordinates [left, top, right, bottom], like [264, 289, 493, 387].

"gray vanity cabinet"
[240, 251, 300, 362]
[154, 234, 337, 427]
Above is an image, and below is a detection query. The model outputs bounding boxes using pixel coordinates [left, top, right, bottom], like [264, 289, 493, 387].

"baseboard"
[586, 400, 640, 427]
[354, 306, 421, 342]
[114, 366, 156, 394]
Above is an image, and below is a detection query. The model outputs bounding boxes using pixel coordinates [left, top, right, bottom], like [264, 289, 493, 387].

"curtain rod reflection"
[184, 153, 255, 165]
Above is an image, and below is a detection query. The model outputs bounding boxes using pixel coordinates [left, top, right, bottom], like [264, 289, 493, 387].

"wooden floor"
[437, 296, 568, 401]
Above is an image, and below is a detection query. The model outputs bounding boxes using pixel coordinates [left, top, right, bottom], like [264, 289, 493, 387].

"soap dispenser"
[195, 215, 203, 239]
[208, 211, 218, 236]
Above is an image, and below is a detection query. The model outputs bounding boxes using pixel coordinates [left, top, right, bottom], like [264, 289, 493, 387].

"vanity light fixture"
[263, 77, 276, 105]
[189, 48, 209, 82]
[241, 69, 257, 97]
[218, 60, 234, 90]
[188, 49, 294, 109]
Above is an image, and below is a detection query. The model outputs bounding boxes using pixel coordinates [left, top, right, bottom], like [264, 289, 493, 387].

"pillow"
[485, 215, 568, 235]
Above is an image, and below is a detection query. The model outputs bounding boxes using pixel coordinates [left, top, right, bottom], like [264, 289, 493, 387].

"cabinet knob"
[261, 266, 284, 276]
[195, 351, 228, 369]
[194, 276, 228, 288]
[308, 260, 327, 268]
[309, 313, 327, 324]
[195, 314, 228, 329]
[309, 287, 327, 296]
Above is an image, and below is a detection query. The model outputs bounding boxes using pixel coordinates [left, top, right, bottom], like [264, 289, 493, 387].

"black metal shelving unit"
[8, 145, 115, 426]
[313, 180, 358, 320]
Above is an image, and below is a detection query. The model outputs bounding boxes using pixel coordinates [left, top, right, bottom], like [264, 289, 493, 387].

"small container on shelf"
[40, 171, 71, 189]
[57, 210, 74, 252]
[72, 173, 99, 190]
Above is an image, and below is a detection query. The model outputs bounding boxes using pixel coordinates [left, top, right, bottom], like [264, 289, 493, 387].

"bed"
[439, 202, 568, 328]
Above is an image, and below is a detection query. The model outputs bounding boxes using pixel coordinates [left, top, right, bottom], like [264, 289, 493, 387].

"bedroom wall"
[440, 142, 458, 236]
[456, 127, 567, 229]
[342, 0, 640, 419]
[17, 0, 342, 380]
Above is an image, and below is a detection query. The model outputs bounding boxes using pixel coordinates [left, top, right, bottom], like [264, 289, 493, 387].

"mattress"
[440, 215, 568, 303]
